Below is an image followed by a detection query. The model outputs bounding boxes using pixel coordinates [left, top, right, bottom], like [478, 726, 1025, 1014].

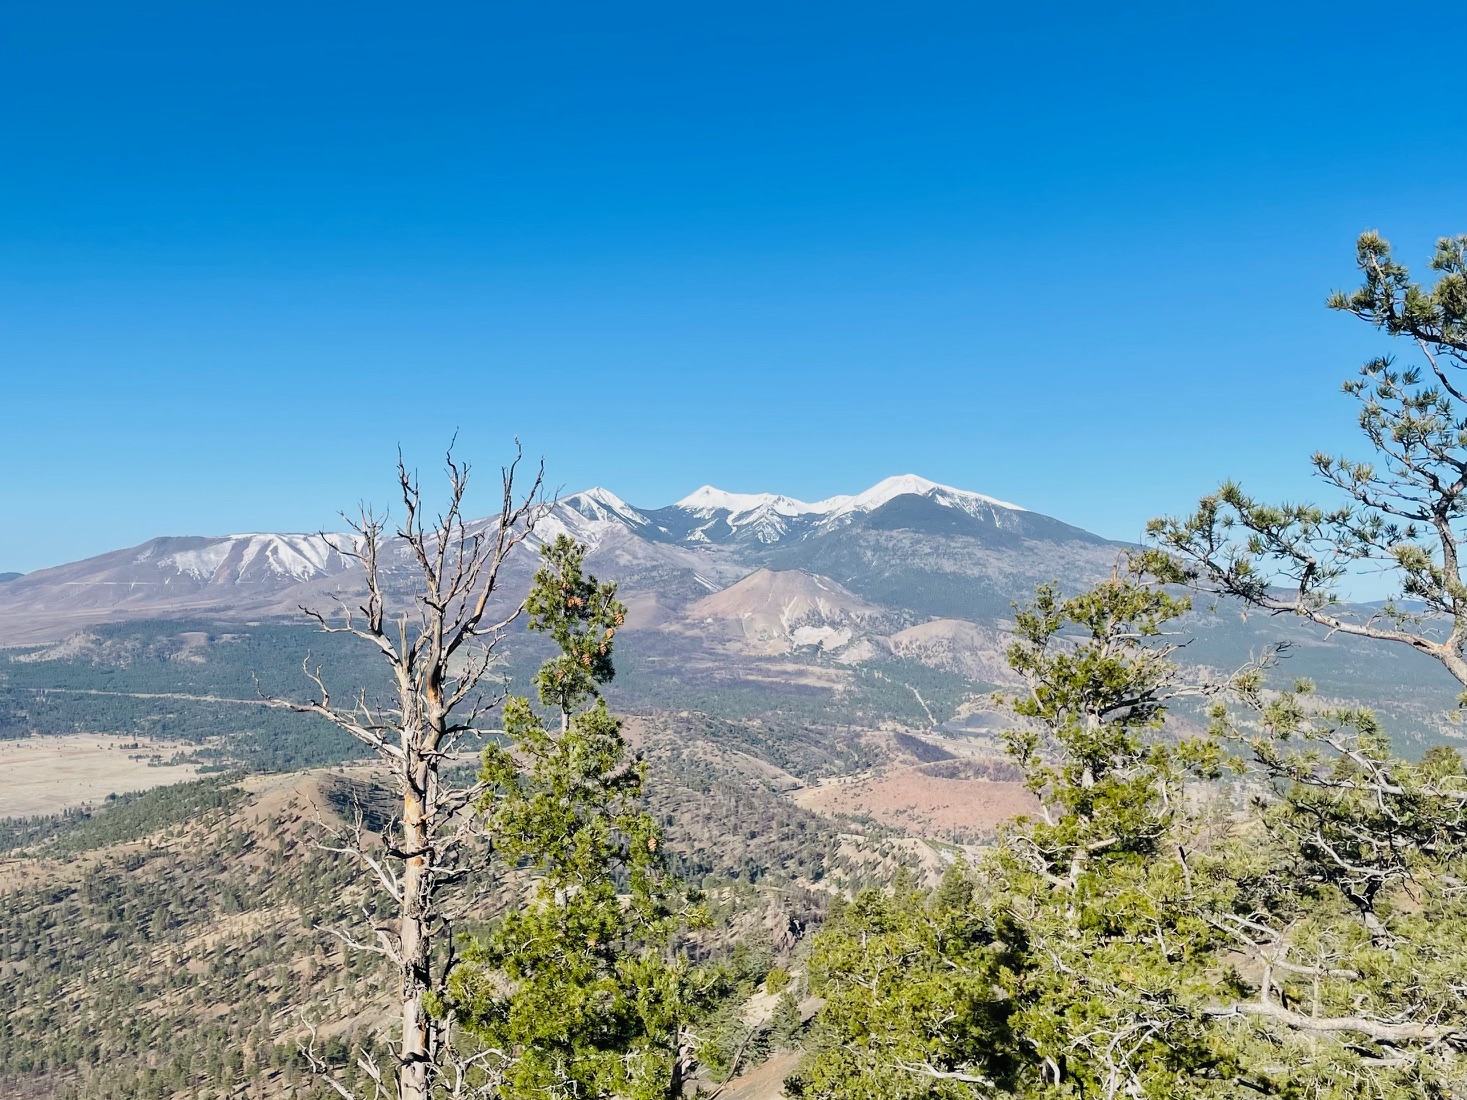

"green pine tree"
[794, 565, 1234, 1099]
[1148, 231, 1467, 688]
[796, 559, 1467, 1097]
[445, 536, 710, 1100]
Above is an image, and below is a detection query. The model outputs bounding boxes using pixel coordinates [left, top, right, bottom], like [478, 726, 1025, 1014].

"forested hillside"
[0, 745, 905, 1100]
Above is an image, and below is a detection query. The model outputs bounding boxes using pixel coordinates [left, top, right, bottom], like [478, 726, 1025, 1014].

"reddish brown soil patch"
[793, 765, 1037, 840]
[715, 1050, 802, 1100]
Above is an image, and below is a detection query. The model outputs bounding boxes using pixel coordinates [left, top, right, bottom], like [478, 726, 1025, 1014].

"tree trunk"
[282, 446, 544, 1100]
[399, 776, 434, 1100]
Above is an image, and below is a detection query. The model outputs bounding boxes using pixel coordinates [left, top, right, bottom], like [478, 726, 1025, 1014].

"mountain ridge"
[0, 474, 1118, 644]
[3, 473, 1462, 760]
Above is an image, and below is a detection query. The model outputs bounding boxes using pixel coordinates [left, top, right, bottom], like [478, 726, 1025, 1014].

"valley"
[5, 472, 1466, 1099]
[0, 734, 203, 818]
[8, 7, 1458, 1091]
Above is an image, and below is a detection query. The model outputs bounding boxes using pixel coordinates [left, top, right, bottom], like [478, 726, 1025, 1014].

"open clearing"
[0, 734, 202, 818]
[793, 764, 1037, 839]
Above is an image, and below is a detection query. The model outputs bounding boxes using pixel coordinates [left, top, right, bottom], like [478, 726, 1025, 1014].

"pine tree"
[1148, 231, 1467, 686]
[768, 991, 803, 1052]
[794, 566, 1233, 1099]
[797, 559, 1467, 1096]
[445, 536, 710, 1100]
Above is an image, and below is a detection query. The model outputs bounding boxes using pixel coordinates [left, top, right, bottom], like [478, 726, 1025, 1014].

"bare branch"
[283, 441, 542, 1100]
[1205, 999, 1458, 1045]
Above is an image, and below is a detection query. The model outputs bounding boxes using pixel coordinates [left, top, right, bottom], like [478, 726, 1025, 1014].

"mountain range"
[2, 473, 1460, 749]
[0, 475, 1123, 653]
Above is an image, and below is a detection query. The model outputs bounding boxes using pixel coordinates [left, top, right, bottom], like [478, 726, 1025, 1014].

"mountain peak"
[566, 486, 638, 514]
[672, 476, 1025, 519]
[832, 474, 1025, 517]
[540, 488, 652, 545]
[674, 486, 815, 517]
[853, 474, 946, 502]
[152, 532, 353, 583]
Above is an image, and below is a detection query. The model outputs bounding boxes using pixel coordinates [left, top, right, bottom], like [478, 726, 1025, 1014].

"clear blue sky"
[3, 0, 1464, 572]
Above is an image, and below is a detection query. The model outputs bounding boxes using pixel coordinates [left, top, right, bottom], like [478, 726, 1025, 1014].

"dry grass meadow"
[0, 734, 202, 818]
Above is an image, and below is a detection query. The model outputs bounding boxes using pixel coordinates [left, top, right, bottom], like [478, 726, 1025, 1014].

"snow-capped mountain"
[653, 487, 821, 545]
[535, 488, 655, 544]
[142, 533, 355, 584]
[819, 474, 1024, 523]
[0, 474, 1117, 642]
[674, 486, 823, 516]
[0, 532, 363, 642]
[2, 475, 1447, 764]
[633, 475, 1047, 549]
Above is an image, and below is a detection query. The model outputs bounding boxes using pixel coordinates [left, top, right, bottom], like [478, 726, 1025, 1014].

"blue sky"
[3, 1, 1464, 572]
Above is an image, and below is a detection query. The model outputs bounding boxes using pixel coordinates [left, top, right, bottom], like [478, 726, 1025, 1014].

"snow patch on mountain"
[674, 476, 1023, 523]
[675, 486, 824, 518]
[560, 488, 651, 527]
[535, 488, 656, 547]
[672, 487, 829, 544]
[157, 534, 353, 582]
[821, 474, 1023, 517]
[659, 475, 1027, 543]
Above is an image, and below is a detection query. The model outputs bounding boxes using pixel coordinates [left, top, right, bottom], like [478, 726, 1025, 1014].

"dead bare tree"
[279, 444, 544, 1100]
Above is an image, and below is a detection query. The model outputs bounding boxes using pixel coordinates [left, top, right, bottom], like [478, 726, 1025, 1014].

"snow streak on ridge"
[672, 475, 1025, 518]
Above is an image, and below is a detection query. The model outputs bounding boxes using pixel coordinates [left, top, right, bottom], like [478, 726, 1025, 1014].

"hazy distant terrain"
[3, 473, 1458, 769]
[5, 474, 1466, 1100]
